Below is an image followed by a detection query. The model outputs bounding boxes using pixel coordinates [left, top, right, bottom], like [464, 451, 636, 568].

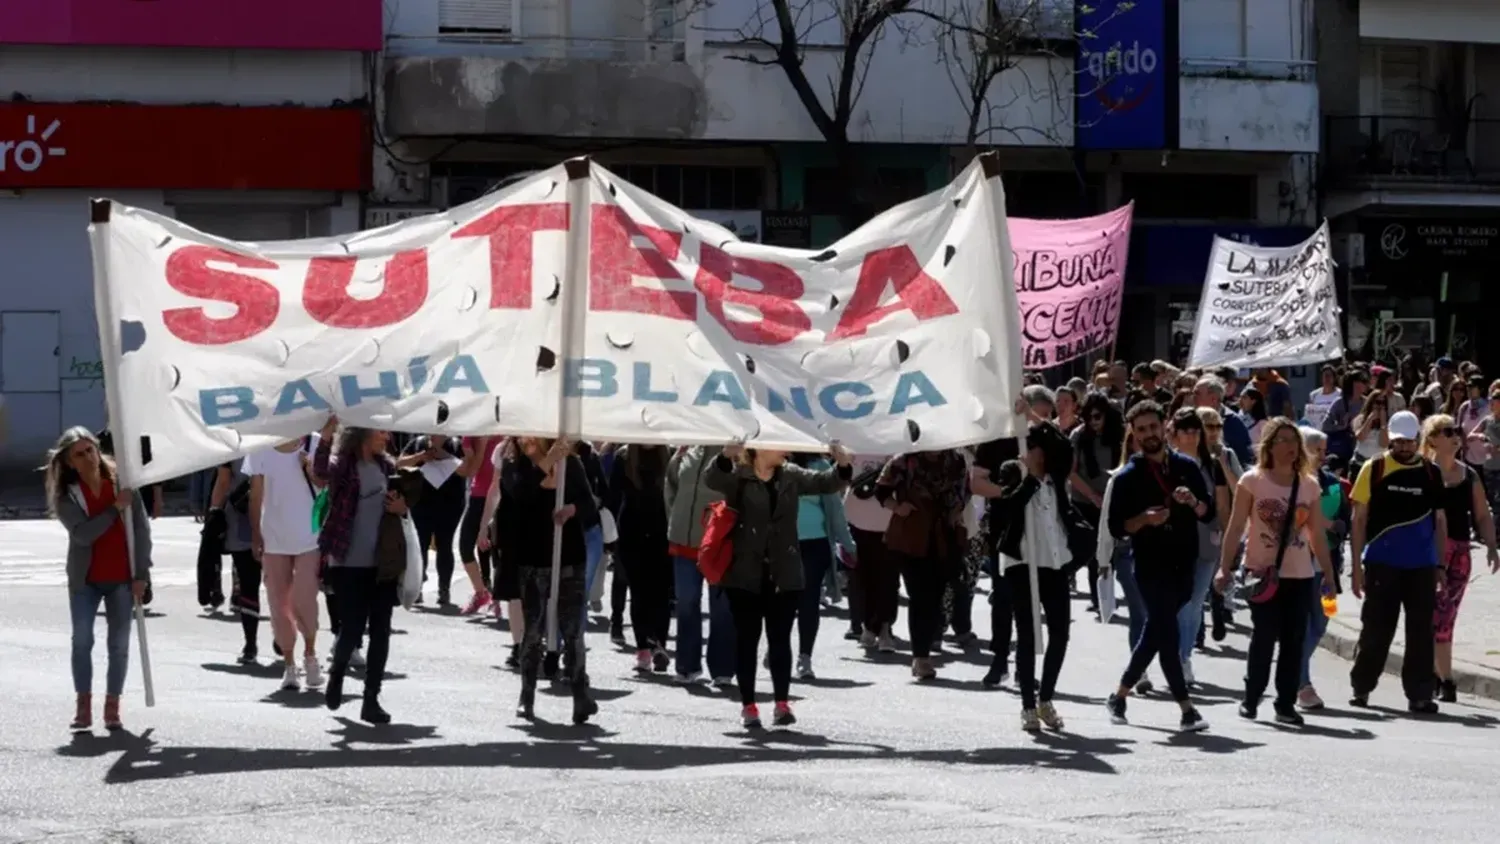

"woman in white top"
[991, 421, 1078, 732]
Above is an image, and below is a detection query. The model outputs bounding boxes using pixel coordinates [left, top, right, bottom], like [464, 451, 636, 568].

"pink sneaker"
[773, 701, 797, 727]
[740, 704, 762, 729]
[634, 649, 652, 673]
[489, 598, 503, 619]
[462, 591, 493, 616]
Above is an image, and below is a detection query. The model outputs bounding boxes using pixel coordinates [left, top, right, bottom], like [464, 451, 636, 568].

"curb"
[1318, 614, 1500, 702]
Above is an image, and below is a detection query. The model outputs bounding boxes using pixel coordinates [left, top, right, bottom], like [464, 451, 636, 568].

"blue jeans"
[672, 555, 735, 678]
[1113, 544, 1147, 652]
[70, 583, 134, 696]
[797, 539, 834, 657]
[1301, 570, 1329, 687]
[1178, 558, 1217, 662]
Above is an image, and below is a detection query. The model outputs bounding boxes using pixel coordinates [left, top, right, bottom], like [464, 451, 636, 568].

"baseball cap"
[1437, 356, 1455, 370]
[1387, 410, 1422, 442]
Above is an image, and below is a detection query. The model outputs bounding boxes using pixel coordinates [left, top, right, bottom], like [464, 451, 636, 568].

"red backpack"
[697, 479, 747, 586]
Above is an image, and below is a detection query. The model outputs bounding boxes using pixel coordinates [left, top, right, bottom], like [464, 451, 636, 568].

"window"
[802, 167, 928, 215]
[439, 0, 519, 36]
[1002, 170, 1103, 219]
[1119, 173, 1258, 221]
[1378, 46, 1424, 116]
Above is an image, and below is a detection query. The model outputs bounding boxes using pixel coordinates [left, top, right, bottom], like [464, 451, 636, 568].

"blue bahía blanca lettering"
[197, 355, 949, 426]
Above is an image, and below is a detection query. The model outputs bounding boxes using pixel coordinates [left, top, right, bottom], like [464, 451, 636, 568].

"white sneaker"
[280, 662, 300, 691]
[303, 655, 325, 688]
[795, 654, 815, 680]
[350, 648, 366, 668]
[877, 628, 897, 653]
[674, 671, 704, 685]
[1182, 658, 1196, 686]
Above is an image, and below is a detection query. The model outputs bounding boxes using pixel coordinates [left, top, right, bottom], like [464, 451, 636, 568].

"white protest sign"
[90, 156, 1027, 486]
[1188, 222, 1343, 370]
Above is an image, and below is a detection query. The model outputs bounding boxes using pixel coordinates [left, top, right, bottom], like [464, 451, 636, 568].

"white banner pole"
[88, 198, 156, 707]
[546, 157, 593, 653]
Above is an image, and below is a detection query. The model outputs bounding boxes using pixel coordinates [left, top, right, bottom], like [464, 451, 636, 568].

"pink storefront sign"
[1010, 203, 1134, 370]
[0, 0, 381, 51]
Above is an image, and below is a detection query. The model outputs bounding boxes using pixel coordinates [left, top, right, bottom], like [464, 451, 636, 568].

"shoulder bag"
[1239, 473, 1300, 604]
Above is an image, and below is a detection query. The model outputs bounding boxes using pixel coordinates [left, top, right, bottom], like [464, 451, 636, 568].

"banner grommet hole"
[906, 419, 921, 443]
[891, 339, 911, 366]
[168, 366, 181, 390]
[273, 338, 291, 367]
[359, 338, 381, 367]
[743, 355, 756, 374]
[971, 328, 992, 358]
[829, 293, 840, 310]
[155, 235, 172, 249]
[606, 331, 635, 350]
[536, 347, 557, 372]
[493, 397, 503, 423]
[119, 320, 146, 355]
[810, 249, 837, 263]
[459, 286, 479, 312]
[970, 396, 986, 423]
[546, 276, 561, 303]
[435, 400, 450, 426]
[943, 245, 956, 267]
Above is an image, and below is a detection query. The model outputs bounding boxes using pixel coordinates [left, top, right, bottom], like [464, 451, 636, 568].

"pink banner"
[1011, 203, 1133, 370]
[0, 0, 381, 51]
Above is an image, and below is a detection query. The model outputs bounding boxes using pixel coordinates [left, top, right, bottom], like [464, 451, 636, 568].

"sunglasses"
[1438, 427, 1461, 438]
[1088, 413, 1105, 421]
[1204, 423, 1223, 430]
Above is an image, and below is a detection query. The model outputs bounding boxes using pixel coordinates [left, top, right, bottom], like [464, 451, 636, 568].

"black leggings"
[458, 496, 493, 590]
[726, 587, 798, 706]
[1006, 566, 1072, 710]
[230, 549, 261, 649]
[328, 567, 396, 700]
[896, 553, 946, 659]
[415, 497, 464, 595]
[619, 543, 671, 651]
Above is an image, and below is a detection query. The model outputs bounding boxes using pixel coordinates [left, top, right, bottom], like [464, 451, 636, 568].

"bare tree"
[703, 0, 956, 226]
[935, 1, 1135, 156]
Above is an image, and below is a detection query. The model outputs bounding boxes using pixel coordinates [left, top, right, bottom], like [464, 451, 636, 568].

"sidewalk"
[1318, 543, 1500, 701]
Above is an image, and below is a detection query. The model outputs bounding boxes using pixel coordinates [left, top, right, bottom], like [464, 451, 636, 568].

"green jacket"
[665, 446, 725, 550]
[704, 455, 850, 593]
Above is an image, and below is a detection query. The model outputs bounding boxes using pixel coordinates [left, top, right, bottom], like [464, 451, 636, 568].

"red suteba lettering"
[162, 246, 280, 345]
[830, 245, 960, 340]
[452, 202, 568, 309]
[589, 205, 695, 320]
[694, 242, 810, 345]
[302, 249, 429, 329]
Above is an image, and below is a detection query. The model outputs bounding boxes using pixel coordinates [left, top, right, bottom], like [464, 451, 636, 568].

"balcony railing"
[386, 34, 686, 62]
[1180, 57, 1315, 82]
[1324, 115, 1500, 184]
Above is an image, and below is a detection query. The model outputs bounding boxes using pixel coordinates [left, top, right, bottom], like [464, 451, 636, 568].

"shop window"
[803, 166, 928, 214]
[1003, 170, 1103, 218]
[1120, 173, 1258, 221]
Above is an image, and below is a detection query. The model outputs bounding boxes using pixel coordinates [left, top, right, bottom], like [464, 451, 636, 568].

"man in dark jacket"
[1102, 401, 1213, 732]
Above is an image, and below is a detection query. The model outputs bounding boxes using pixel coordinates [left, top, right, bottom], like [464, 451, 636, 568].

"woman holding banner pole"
[47, 426, 152, 732]
[992, 420, 1078, 731]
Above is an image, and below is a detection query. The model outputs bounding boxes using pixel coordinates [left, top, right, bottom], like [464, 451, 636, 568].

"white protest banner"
[1188, 222, 1343, 370]
[90, 155, 1027, 485]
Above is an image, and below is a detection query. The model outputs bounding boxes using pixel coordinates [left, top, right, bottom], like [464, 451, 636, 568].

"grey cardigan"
[665, 446, 726, 549]
[57, 484, 153, 594]
[704, 455, 850, 593]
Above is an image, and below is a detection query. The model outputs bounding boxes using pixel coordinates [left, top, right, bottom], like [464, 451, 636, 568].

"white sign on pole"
[88, 156, 1028, 486]
[1188, 222, 1344, 370]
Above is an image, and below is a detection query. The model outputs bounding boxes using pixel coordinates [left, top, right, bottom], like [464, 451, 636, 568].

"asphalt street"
[3, 517, 1499, 844]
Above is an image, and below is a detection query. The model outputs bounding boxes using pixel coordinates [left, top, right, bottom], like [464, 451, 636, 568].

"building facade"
[1318, 0, 1500, 372]
[378, 0, 1319, 373]
[0, 0, 377, 467]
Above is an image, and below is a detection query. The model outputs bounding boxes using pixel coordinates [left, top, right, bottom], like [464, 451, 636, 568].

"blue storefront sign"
[1128, 225, 1317, 287]
[1075, 0, 1172, 150]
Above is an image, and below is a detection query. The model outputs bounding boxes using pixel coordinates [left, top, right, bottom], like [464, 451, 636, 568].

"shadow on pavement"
[260, 688, 329, 710]
[201, 661, 284, 680]
[80, 724, 1140, 783]
[1138, 726, 1265, 754]
[1367, 704, 1498, 729]
[794, 676, 875, 690]
[1268, 722, 1376, 740]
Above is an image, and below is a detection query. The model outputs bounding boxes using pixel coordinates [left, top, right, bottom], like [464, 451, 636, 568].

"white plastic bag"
[1096, 568, 1117, 622]
[599, 508, 619, 545]
[399, 514, 422, 609]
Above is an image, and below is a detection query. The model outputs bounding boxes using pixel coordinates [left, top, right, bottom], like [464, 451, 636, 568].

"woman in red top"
[45, 427, 152, 732]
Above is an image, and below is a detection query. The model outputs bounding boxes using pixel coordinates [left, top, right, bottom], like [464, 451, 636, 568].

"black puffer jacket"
[704, 455, 851, 593]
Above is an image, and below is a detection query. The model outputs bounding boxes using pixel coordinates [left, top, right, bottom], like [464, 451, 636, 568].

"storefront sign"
[0, 103, 369, 191]
[1364, 218, 1500, 268]
[90, 158, 1027, 485]
[689, 210, 762, 242]
[763, 213, 813, 247]
[1075, 0, 1171, 150]
[0, 0, 381, 51]
[1189, 223, 1344, 369]
[1011, 204, 1133, 369]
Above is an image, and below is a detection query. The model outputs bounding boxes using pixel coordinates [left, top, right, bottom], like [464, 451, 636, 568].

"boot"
[360, 696, 391, 725]
[517, 679, 537, 720]
[71, 693, 92, 731]
[571, 674, 599, 726]
[102, 695, 123, 731]
[325, 661, 348, 711]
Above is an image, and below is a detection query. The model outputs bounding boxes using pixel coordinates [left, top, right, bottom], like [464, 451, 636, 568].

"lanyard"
[1145, 459, 1174, 504]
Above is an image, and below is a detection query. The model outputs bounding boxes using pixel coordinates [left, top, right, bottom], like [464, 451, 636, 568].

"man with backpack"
[1348, 410, 1446, 714]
